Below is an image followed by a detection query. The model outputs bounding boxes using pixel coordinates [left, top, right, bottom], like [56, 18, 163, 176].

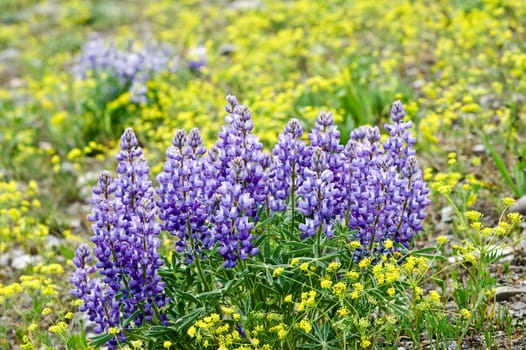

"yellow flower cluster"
[402, 256, 429, 275]
[0, 272, 60, 304]
[48, 321, 68, 334]
[296, 291, 317, 312]
[0, 180, 47, 252]
[372, 261, 402, 285]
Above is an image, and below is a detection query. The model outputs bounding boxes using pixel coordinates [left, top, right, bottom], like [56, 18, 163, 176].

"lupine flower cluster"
[73, 35, 179, 103]
[268, 118, 309, 212]
[71, 97, 429, 344]
[157, 96, 269, 267]
[157, 128, 211, 264]
[157, 95, 429, 263]
[70, 129, 167, 348]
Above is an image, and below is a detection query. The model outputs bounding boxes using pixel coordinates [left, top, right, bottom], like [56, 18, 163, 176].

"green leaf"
[89, 333, 112, 348]
[409, 247, 446, 261]
[174, 290, 200, 304]
[173, 307, 206, 331]
[478, 130, 519, 196]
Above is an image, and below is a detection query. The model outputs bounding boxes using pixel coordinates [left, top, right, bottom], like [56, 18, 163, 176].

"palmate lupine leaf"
[298, 322, 342, 350]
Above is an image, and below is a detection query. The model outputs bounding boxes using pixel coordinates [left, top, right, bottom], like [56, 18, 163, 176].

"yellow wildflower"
[327, 261, 341, 273]
[187, 326, 196, 338]
[502, 197, 516, 207]
[507, 212, 523, 224]
[436, 235, 449, 245]
[273, 267, 285, 277]
[332, 282, 347, 297]
[298, 319, 312, 333]
[361, 339, 372, 348]
[460, 309, 471, 318]
[320, 279, 333, 289]
[337, 307, 348, 317]
[359, 258, 371, 269]
[465, 210, 483, 221]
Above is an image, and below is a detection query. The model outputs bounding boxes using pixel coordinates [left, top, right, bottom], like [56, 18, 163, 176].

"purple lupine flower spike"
[212, 157, 259, 267]
[297, 147, 339, 239]
[269, 118, 310, 212]
[157, 128, 211, 263]
[71, 129, 167, 348]
[200, 96, 268, 267]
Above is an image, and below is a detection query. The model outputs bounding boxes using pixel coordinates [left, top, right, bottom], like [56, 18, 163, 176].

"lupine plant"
[73, 35, 179, 104]
[70, 35, 182, 144]
[71, 96, 453, 349]
[70, 129, 167, 349]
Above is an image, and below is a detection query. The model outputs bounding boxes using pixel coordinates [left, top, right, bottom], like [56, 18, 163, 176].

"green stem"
[291, 163, 296, 236]
[193, 246, 210, 292]
[456, 291, 485, 350]
[316, 225, 322, 259]
[188, 223, 211, 292]
[443, 193, 468, 237]
[265, 197, 270, 257]
[368, 214, 380, 253]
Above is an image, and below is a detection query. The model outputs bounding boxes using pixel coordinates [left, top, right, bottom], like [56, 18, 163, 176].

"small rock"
[46, 235, 63, 248]
[413, 79, 425, 89]
[472, 144, 486, 155]
[68, 218, 81, 229]
[227, 0, 261, 10]
[11, 253, 33, 270]
[499, 253, 515, 264]
[447, 256, 461, 264]
[0, 252, 11, 266]
[440, 206, 454, 224]
[404, 67, 418, 77]
[1, 248, 24, 265]
[512, 93, 525, 104]
[495, 286, 526, 302]
[67, 202, 86, 216]
[61, 161, 75, 173]
[0, 48, 20, 62]
[219, 43, 236, 56]
[9, 78, 24, 88]
[38, 141, 53, 151]
[510, 301, 526, 311]
[510, 195, 526, 216]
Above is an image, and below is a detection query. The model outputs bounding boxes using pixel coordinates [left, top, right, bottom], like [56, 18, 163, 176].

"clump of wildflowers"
[74, 96, 429, 272]
[73, 35, 179, 103]
[70, 128, 167, 348]
[341, 101, 429, 253]
[71, 96, 431, 349]
[156, 97, 428, 266]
